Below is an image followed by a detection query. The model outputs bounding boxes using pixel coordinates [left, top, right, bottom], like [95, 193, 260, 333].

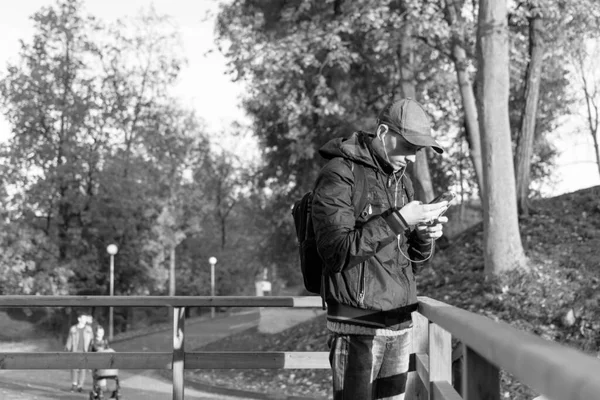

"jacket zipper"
[395, 175, 409, 305]
[358, 262, 366, 307]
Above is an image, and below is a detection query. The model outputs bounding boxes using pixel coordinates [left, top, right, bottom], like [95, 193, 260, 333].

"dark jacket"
[312, 131, 434, 330]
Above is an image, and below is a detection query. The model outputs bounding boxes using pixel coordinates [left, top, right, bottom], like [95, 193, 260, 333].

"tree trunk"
[515, 11, 545, 216]
[477, 0, 527, 275]
[445, 0, 485, 199]
[397, 16, 435, 202]
[452, 43, 484, 198]
[594, 133, 600, 178]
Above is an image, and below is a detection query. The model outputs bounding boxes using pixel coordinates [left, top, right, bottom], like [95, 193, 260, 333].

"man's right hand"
[398, 200, 448, 226]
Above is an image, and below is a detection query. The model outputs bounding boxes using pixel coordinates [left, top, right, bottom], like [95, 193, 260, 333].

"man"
[312, 98, 448, 399]
[64, 311, 94, 392]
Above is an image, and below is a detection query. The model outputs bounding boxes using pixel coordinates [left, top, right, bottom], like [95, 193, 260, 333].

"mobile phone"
[429, 191, 456, 205]
[429, 191, 456, 219]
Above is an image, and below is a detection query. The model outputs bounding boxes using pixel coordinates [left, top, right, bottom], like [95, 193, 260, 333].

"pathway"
[0, 309, 260, 400]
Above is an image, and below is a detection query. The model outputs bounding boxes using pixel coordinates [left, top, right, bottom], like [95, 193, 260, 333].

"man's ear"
[377, 124, 388, 139]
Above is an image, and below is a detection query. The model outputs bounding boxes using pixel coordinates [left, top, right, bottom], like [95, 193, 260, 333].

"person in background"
[312, 98, 448, 399]
[64, 310, 94, 392]
[89, 325, 111, 393]
[89, 324, 109, 352]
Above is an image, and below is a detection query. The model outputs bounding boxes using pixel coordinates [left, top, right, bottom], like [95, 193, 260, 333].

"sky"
[0, 0, 598, 196]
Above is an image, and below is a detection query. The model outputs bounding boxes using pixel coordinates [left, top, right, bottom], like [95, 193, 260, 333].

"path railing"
[0, 295, 599, 400]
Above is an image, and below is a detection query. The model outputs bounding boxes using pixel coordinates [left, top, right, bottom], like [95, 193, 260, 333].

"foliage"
[0, 0, 240, 333]
[218, 1, 447, 189]
[214, 0, 592, 280]
[0, 220, 72, 295]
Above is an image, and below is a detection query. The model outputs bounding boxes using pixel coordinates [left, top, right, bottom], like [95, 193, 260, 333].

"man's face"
[380, 126, 422, 170]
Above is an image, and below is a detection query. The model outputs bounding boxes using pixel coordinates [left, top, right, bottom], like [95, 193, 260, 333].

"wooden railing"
[0, 295, 599, 400]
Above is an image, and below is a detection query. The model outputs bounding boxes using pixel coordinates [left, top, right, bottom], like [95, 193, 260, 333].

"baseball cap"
[377, 98, 443, 154]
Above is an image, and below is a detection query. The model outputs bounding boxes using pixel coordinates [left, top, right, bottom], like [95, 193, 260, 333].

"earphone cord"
[383, 140, 434, 264]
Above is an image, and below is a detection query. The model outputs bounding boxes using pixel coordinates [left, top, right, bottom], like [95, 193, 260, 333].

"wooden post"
[429, 323, 452, 392]
[173, 307, 185, 400]
[462, 344, 499, 400]
[451, 342, 464, 395]
[407, 312, 430, 400]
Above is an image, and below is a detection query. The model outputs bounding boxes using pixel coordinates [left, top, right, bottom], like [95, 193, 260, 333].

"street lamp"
[106, 244, 118, 341]
[208, 257, 217, 318]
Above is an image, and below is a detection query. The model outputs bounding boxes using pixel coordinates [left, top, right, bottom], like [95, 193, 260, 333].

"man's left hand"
[415, 216, 448, 241]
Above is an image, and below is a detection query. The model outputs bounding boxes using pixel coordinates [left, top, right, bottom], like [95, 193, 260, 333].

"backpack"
[292, 161, 368, 296]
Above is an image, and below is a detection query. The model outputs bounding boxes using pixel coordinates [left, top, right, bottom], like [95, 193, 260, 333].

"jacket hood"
[319, 131, 379, 170]
[319, 131, 399, 174]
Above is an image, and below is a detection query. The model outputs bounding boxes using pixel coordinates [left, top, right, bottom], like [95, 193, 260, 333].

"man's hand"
[415, 216, 448, 241]
[398, 200, 448, 226]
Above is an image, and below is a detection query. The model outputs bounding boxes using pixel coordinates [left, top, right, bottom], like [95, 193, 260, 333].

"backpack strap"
[350, 162, 368, 218]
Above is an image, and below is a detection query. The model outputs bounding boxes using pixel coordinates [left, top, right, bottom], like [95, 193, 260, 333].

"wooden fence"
[0, 295, 599, 400]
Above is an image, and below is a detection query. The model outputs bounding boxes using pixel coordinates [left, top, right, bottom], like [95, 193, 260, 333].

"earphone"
[377, 124, 390, 164]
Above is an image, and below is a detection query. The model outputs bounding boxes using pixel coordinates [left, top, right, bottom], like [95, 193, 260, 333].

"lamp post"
[208, 257, 217, 318]
[106, 244, 118, 341]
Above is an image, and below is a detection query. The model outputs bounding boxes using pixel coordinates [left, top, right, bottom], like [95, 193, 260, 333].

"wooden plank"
[0, 295, 322, 308]
[415, 353, 430, 390]
[0, 352, 172, 369]
[172, 307, 185, 400]
[418, 296, 600, 400]
[0, 351, 331, 370]
[185, 351, 329, 369]
[407, 312, 430, 400]
[429, 323, 452, 385]
[463, 344, 499, 400]
[431, 381, 463, 400]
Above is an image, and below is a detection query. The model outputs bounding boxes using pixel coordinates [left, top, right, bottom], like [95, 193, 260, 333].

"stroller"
[89, 367, 120, 400]
[88, 347, 121, 399]
[88, 324, 121, 399]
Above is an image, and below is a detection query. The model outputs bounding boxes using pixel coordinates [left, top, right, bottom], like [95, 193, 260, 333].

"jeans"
[328, 331, 410, 400]
[71, 368, 86, 387]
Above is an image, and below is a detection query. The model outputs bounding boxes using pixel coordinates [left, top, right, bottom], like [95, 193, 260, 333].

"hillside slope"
[190, 185, 600, 400]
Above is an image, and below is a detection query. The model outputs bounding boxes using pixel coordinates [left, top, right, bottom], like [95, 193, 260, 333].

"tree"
[144, 114, 208, 298]
[0, 0, 212, 307]
[442, 0, 484, 198]
[514, 3, 546, 215]
[477, 0, 527, 274]
[395, 0, 435, 202]
[0, 0, 102, 262]
[216, 1, 450, 193]
[0, 220, 71, 296]
[201, 151, 245, 249]
[572, 39, 600, 178]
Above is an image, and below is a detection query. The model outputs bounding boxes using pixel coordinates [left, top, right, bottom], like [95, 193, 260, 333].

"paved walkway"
[0, 369, 244, 399]
[0, 309, 261, 400]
